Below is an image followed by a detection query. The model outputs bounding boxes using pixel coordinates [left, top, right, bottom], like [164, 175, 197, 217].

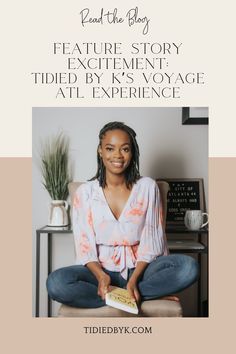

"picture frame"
[182, 107, 209, 125]
[157, 178, 206, 225]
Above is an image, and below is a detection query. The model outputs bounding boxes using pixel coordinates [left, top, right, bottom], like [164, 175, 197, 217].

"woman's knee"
[46, 267, 71, 301]
[175, 254, 199, 286]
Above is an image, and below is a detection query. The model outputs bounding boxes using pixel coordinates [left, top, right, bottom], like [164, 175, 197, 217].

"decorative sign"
[158, 178, 206, 224]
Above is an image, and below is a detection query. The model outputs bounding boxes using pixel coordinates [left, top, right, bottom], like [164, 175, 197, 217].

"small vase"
[48, 200, 69, 227]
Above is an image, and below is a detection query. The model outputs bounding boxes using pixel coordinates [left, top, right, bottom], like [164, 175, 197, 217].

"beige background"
[1, 157, 236, 352]
[1, 0, 236, 352]
[0, 0, 235, 156]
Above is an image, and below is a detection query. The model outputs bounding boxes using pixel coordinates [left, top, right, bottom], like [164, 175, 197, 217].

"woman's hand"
[126, 261, 148, 305]
[126, 279, 141, 304]
[86, 262, 111, 300]
[97, 273, 111, 300]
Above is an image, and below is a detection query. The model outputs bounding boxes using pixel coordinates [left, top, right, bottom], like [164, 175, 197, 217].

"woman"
[47, 121, 199, 309]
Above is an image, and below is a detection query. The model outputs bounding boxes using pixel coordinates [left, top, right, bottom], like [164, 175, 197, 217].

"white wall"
[32, 107, 208, 317]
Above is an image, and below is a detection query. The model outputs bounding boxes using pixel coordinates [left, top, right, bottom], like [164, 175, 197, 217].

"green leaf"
[40, 132, 72, 200]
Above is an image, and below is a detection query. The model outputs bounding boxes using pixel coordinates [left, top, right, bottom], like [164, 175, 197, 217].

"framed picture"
[157, 178, 206, 225]
[182, 107, 209, 125]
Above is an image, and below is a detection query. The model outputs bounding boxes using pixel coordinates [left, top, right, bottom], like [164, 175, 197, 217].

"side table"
[166, 225, 208, 316]
[35, 225, 72, 317]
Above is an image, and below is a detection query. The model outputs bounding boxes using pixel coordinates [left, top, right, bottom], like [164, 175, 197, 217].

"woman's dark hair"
[90, 121, 140, 188]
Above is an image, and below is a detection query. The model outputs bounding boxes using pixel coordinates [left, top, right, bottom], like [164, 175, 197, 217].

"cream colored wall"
[32, 107, 208, 316]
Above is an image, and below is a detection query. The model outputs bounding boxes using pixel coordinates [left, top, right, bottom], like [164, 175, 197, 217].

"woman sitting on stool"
[47, 121, 199, 309]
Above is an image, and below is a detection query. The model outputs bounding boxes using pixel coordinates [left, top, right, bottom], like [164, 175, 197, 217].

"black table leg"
[198, 252, 201, 316]
[206, 235, 209, 317]
[36, 231, 40, 317]
[203, 246, 209, 317]
[48, 233, 52, 317]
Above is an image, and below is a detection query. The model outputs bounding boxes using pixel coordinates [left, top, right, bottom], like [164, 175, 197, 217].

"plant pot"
[48, 200, 69, 227]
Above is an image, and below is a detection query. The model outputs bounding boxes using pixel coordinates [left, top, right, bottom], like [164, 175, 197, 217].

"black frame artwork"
[182, 107, 208, 125]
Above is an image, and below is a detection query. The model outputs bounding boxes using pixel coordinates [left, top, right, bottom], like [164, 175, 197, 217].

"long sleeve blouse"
[72, 176, 168, 279]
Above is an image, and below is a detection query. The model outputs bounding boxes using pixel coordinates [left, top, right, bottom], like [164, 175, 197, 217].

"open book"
[105, 286, 139, 314]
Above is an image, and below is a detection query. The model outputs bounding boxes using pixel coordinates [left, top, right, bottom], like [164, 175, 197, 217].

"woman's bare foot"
[160, 295, 180, 302]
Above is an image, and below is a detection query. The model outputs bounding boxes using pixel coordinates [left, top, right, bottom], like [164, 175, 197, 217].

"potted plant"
[40, 132, 72, 226]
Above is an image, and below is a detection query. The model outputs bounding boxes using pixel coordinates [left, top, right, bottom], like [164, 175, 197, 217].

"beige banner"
[1, 0, 236, 156]
[1, 157, 235, 352]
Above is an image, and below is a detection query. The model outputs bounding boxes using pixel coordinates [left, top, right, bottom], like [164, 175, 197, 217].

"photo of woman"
[46, 121, 199, 311]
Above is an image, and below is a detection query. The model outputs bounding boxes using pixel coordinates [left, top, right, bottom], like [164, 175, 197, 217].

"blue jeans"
[46, 254, 199, 308]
